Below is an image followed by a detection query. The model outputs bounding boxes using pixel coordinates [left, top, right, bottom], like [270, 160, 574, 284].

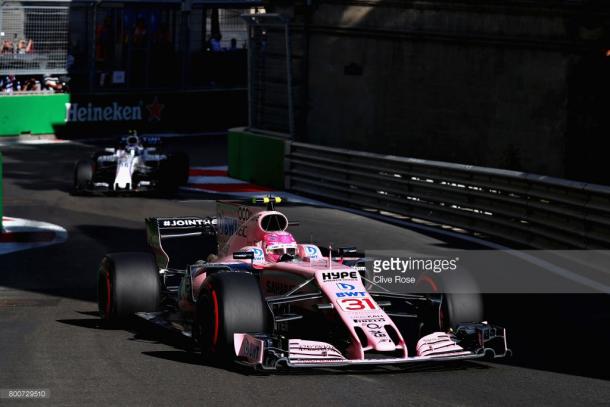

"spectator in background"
[230, 38, 237, 51]
[154, 23, 172, 50]
[2, 75, 15, 93]
[209, 34, 222, 52]
[17, 39, 33, 54]
[66, 53, 75, 71]
[22, 77, 38, 91]
[1, 39, 14, 54]
[1, 75, 45, 93]
[44, 74, 67, 93]
[150, 23, 175, 86]
[131, 17, 148, 87]
[133, 18, 148, 47]
[95, 16, 113, 65]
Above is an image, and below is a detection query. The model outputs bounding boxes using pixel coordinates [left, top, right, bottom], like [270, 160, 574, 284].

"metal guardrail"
[285, 141, 610, 249]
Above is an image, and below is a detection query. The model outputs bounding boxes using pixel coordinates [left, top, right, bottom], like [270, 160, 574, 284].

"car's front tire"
[440, 270, 483, 330]
[194, 272, 270, 362]
[416, 270, 483, 330]
[442, 292, 483, 330]
[98, 252, 161, 322]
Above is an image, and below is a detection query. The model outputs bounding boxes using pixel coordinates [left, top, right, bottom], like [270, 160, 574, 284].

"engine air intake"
[260, 213, 288, 232]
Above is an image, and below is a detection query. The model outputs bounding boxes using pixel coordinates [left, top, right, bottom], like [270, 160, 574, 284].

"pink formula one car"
[97, 197, 510, 370]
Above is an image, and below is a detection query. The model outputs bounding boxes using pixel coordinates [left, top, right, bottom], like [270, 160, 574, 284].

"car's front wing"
[234, 324, 510, 370]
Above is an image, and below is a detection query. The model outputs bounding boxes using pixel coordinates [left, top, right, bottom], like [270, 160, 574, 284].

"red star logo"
[146, 97, 164, 122]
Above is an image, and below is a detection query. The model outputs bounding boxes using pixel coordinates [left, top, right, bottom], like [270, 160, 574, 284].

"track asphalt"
[0, 137, 608, 406]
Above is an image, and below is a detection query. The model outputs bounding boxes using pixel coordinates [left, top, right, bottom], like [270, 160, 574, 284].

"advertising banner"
[57, 89, 247, 137]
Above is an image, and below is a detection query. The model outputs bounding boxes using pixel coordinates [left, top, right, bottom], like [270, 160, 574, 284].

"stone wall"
[267, 0, 610, 181]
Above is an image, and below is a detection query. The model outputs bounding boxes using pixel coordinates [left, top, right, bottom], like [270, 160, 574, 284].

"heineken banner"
[56, 89, 247, 137]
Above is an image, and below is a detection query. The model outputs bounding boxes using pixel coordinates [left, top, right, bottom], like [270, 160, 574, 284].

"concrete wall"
[268, 0, 610, 181]
[307, 35, 569, 175]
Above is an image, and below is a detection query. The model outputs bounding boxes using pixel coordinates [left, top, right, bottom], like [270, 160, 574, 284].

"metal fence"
[217, 8, 250, 50]
[0, 4, 69, 75]
[285, 141, 610, 249]
[1, 1, 262, 92]
[242, 13, 293, 136]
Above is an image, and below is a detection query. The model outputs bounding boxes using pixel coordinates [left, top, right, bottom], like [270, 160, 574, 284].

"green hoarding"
[0, 152, 3, 230]
[228, 128, 285, 189]
[0, 94, 69, 137]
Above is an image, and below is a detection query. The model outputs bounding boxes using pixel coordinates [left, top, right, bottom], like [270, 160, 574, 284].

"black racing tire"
[170, 152, 190, 186]
[91, 151, 113, 161]
[74, 159, 94, 191]
[440, 270, 483, 330]
[158, 162, 177, 192]
[98, 252, 161, 323]
[442, 292, 483, 330]
[194, 272, 270, 362]
[158, 153, 188, 192]
[416, 269, 483, 330]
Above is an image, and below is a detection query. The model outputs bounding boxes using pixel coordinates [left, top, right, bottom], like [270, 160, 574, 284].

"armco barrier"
[285, 142, 610, 249]
[228, 128, 286, 189]
[0, 94, 69, 137]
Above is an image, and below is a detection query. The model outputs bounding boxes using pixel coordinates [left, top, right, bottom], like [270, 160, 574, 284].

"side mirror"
[233, 251, 254, 260]
[338, 247, 358, 256]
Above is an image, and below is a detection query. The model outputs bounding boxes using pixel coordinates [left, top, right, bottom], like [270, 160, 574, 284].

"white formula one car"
[73, 133, 189, 194]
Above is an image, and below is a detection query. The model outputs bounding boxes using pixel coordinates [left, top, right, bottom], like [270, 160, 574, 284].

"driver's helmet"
[262, 232, 298, 262]
[125, 135, 140, 151]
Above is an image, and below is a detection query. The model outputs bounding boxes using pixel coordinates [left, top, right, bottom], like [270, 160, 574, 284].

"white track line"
[0, 217, 68, 255]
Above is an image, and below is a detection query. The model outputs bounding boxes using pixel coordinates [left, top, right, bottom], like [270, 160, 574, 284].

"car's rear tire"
[74, 159, 94, 191]
[158, 153, 188, 192]
[194, 272, 270, 362]
[170, 152, 190, 186]
[98, 252, 161, 323]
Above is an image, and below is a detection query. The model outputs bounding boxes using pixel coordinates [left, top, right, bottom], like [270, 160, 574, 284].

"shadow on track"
[140, 348, 493, 377]
[57, 318, 106, 330]
[0, 223, 147, 302]
[0, 143, 92, 194]
[484, 293, 610, 381]
[75, 224, 148, 253]
[57, 313, 493, 377]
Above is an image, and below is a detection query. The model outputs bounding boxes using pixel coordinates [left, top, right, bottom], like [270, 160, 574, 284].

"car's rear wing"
[119, 134, 162, 147]
[146, 216, 217, 270]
